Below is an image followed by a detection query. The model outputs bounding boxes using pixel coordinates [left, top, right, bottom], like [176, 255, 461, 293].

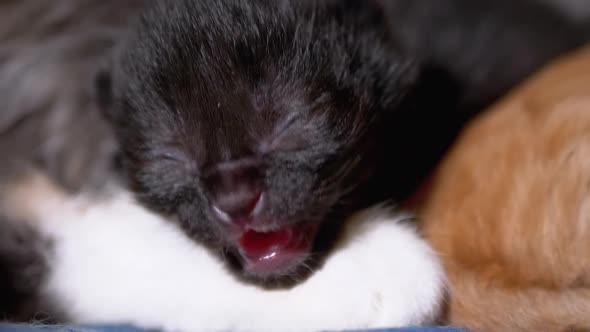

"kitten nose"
[204, 160, 264, 222]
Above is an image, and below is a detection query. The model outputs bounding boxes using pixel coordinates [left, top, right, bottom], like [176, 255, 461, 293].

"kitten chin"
[0, 171, 445, 331]
[420, 45, 590, 332]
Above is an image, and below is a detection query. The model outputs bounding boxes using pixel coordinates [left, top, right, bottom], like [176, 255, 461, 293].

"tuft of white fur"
[35, 189, 445, 332]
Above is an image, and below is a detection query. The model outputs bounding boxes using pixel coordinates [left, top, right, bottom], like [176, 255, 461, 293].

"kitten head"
[98, 0, 420, 286]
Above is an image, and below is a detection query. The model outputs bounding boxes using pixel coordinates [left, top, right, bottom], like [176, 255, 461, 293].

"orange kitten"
[419, 45, 590, 332]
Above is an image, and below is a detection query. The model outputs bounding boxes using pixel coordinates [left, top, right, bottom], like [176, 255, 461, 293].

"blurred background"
[539, 0, 590, 22]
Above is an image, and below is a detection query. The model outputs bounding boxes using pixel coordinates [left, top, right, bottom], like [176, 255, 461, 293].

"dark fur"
[102, 0, 421, 285]
[97, 0, 586, 285]
[536, 0, 590, 22]
[0, 217, 53, 322]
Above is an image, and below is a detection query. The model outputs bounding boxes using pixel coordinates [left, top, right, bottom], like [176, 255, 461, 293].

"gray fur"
[0, 0, 145, 191]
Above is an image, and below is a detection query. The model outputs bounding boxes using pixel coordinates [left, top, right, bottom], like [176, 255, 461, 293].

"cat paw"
[331, 208, 447, 327]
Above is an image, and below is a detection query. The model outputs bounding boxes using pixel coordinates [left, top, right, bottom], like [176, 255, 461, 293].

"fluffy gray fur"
[0, 0, 145, 191]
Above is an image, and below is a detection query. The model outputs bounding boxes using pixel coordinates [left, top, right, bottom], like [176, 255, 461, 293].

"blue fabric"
[0, 324, 474, 332]
[344, 329, 471, 332]
[344, 328, 472, 332]
[0, 325, 149, 332]
[0, 326, 148, 332]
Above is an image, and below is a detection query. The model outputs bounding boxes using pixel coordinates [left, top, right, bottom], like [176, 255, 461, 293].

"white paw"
[40, 192, 445, 332]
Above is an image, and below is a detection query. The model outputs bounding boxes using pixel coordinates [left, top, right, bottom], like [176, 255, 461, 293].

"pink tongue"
[239, 227, 296, 260]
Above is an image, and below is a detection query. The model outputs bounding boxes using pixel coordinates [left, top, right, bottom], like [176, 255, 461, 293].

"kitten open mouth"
[238, 224, 315, 277]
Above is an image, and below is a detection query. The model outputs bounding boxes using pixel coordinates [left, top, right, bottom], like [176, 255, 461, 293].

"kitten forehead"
[170, 80, 315, 165]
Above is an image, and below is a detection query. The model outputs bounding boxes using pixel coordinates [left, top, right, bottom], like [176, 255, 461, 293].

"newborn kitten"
[96, 0, 586, 286]
[420, 45, 590, 332]
[0, 171, 445, 331]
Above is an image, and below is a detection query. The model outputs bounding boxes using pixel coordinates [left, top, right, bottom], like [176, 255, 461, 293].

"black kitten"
[97, 0, 585, 286]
